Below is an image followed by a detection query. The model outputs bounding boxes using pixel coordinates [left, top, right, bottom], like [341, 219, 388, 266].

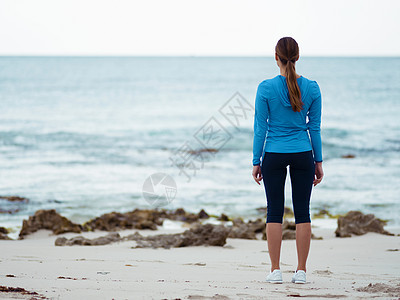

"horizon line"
[0, 54, 399, 58]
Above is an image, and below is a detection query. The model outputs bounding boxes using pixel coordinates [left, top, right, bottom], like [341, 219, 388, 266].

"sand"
[0, 224, 399, 300]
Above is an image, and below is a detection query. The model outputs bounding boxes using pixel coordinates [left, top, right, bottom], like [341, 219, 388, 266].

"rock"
[282, 229, 296, 240]
[0, 225, 11, 240]
[19, 209, 82, 239]
[270, 220, 322, 240]
[217, 213, 229, 221]
[166, 208, 202, 223]
[69, 207, 211, 233]
[130, 231, 185, 249]
[177, 223, 229, 247]
[56, 224, 230, 249]
[55, 233, 121, 246]
[228, 224, 257, 239]
[0, 226, 8, 234]
[0, 232, 12, 240]
[341, 154, 355, 158]
[82, 209, 164, 232]
[0, 196, 29, 202]
[335, 210, 394, 237]
[248, 218, 265, 233]
[125, 231, 144, 240]
[90, 233, 121, 245]
[283, 219, 296, 230]
[231, 217, 244, 226]
[228, 218, 265, 240]
[54, 237, 68, 246]
[197, 209, 209, 219]
[282, 220, 296, 240]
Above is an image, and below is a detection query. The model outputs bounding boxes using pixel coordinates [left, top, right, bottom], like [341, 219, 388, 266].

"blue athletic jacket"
[252, 75, 322, 166]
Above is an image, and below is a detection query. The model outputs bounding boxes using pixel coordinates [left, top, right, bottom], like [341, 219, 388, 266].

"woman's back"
[252, 74, 322, 165]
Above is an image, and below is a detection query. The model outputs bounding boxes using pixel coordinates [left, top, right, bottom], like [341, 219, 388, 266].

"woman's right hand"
[314, 162, 324, 186]
[252, 165, 263, 185]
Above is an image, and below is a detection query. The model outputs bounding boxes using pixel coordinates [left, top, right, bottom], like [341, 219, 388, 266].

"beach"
[0, 56, 399, 299]
[1, 219, 399, 300]
[1, 1, 399, 299]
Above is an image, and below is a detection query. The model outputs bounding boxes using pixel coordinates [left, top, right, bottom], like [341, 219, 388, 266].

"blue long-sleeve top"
[252, 75, 322, 166]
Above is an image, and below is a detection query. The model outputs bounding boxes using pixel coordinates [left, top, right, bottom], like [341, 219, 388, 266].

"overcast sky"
[0, 0, 399, 56]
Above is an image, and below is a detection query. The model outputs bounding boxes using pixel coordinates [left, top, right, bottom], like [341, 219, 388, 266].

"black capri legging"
[261, 150, 315, 224]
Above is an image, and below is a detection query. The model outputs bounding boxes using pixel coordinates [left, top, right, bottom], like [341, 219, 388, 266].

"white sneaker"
[266, 269, 283, 283]
[291, 270, 306, 284]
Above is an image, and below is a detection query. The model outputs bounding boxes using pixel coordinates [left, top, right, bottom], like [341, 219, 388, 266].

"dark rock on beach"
[234, 210, 321, 240]
[16, 207, 325, 241]
[282, 220, 297, 240]
[198, 209, 209, 219]
[54, 216, 323, 247]
[223, 215, 322, 241]
[0, 232, 12, 240]
[128, 223, 230, 249]
[228, 218, 265, 240]
[81, 207, 210, 232]
[165, 208, 209, 223]
[0, 226, 8, 234]
[82, 209, 164, 232]
[17, 207, 213, 238]
[280, 220, 322, 240]
[55, 223, 230, 249]
[0, 226, 11, 239]
[217, 213, 229, 221]
[19, 209, 82, 239]
[55, 232, 121, 246]
[228, 224, 257, 239]
[335, 210, 394, 237]
[231, 217, 244, 226]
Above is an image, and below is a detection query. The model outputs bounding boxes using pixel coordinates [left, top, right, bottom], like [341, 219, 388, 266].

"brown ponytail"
[275, 37, 303, 112]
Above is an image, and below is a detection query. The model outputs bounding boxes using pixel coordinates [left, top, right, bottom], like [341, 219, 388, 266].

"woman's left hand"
[252, 165, 263, 185]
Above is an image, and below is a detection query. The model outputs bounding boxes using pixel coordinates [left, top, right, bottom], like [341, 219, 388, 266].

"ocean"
[1, 56, 399, 237]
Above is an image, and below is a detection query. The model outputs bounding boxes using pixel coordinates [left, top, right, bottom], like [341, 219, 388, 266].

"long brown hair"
[275, 37, 303, 112]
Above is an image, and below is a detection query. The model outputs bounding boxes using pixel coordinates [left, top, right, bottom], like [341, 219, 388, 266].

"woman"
[252, 37, 324, 284]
